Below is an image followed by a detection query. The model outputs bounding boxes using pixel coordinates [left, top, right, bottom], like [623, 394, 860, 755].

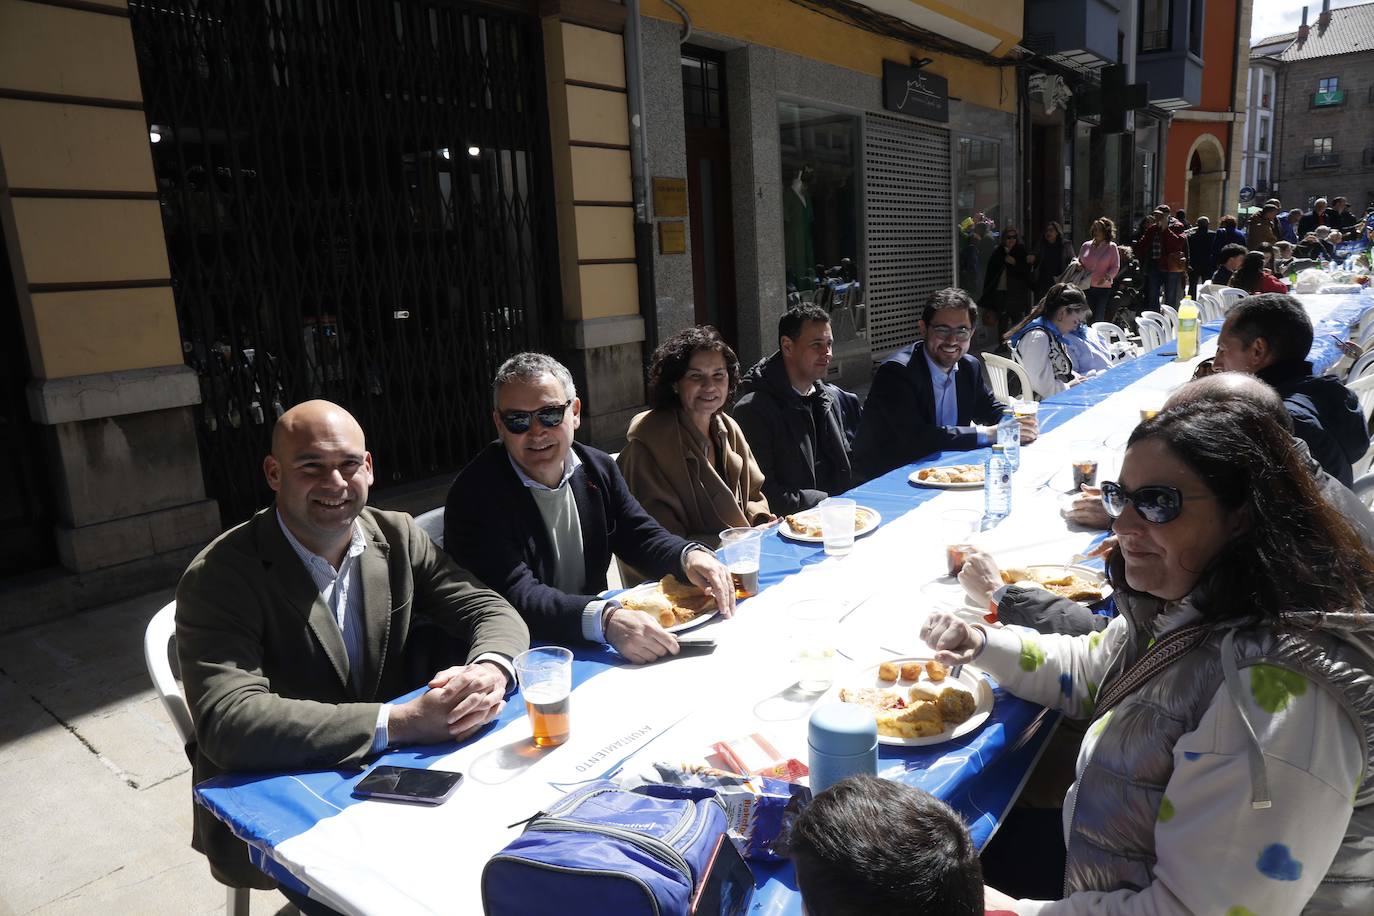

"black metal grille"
[129, 0, 561, 525]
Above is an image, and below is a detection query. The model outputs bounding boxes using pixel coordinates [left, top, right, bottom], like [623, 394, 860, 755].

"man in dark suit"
[1185, 216, 1215, 300]
[852, 288, 1038, 482]
[445, 353, 735, 665]
[176, 400, 529, 894]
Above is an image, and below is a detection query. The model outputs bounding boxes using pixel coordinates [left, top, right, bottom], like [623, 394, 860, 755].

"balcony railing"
[1313, 88, 1345, 107]
[1305, 152, 1341, 168]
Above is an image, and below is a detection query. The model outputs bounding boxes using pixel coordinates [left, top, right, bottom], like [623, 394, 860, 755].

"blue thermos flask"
[808, 702, 878, 794]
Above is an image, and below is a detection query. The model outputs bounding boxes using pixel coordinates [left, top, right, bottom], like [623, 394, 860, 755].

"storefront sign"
[881, 60, 948, 123]
[652, 178, 688, 217]
[658, 220, 686, 254]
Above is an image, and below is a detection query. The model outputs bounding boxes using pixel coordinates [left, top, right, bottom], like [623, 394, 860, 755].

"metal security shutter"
[864, 113, 952, 360]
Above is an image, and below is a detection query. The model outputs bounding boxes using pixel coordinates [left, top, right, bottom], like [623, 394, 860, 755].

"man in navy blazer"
[852, 288, 1038, 482]
[445, 353, 735, 664]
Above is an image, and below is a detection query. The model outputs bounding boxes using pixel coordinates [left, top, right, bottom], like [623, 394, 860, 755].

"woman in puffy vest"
[924, 398, 1374, 915]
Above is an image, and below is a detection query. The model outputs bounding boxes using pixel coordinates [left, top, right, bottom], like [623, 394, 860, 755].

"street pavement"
[0, 589, 293, 915]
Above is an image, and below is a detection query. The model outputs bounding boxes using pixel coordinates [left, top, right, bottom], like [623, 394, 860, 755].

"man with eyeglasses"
[851, 287, 1038, 482]
[175, 400, 530, 898]
[444, 352, 736, 664]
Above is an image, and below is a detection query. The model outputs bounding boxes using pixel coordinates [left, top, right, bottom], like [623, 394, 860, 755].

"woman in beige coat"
[618, 326, 771, 558]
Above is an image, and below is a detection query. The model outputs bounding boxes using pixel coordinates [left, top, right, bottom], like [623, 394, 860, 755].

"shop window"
[955, 137, 1001, 296]
[778, 102, 859, 294]
[1140, 0, 1170, 52]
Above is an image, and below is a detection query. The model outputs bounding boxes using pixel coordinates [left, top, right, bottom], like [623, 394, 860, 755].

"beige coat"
[617, 407, 770, 550]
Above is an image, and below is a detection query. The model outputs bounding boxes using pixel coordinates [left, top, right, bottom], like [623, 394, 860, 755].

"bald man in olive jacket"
[176, 401, 528, 891]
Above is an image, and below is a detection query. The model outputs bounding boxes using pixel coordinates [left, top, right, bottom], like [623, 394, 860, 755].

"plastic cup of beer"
[941, 509, 982, 577]
[789, 599, 838, 691]
[718, 527, 762, 599]
[818, 497, 857, 556]
[514, 647, 573, 748]
[1012, 398, 1039, 419]
[1070, 442, 1099, 492]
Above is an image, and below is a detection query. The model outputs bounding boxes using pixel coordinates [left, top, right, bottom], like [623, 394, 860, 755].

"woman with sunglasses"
[980, 226, 1033, 334]
[1004, 283, 1112, 399]
[617, 327, 771, 565]
[924, 398, 1374, 915]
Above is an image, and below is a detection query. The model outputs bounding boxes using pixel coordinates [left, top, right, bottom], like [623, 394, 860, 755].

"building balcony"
[1137, 49, 1202, 109]
[1022, 0, 1121, 69]
[1305, 152, 1341, 169]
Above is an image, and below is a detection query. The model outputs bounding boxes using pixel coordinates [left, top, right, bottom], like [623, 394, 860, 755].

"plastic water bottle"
[997, 409, 1020, 470]
[1176, 298, 1199, 360]
[984, 443, 1012, 522]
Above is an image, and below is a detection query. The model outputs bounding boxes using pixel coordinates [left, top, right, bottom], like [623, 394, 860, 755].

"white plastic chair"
[1348, 350, 1374, 383]
[1353, 472, 1374, 511]
[1091, 322, 1134, 362]
[1136, 314, 1168, 351]
[1348, 374, 1374, 477]
[1158, 304, 1180, 338]
[1218, 287, 1248, 311]
[414, 507, 444, 549]
[982, 351, 1034, 402]
[1197, 282, 1219, 298]
[143, 602, 251, 916]
[1197, 293, 1224, 322]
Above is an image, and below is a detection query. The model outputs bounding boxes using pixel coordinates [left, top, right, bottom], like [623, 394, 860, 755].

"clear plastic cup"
[1012, 398, 1039, 419]
[818, 497, 857, 556]
[789, 599, 838, 691]
[514, 647, 573, 748]
[718, 527, 762, 598]
[941, 509, 982, 577]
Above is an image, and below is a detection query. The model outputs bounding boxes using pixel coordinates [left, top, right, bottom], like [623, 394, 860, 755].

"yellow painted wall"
[0, 2, 143, 102]
[10, 198, 169, 285]
[27, 287, 182, 379]
[641, 0, 1019, 113]
[0, 101, 155, 193]
[542, 17, 640, 323]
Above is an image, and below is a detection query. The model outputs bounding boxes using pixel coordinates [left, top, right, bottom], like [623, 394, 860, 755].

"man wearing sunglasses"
[852, 287, 1037, 482]
[1212, 292, 1368, 487]
[444, 353, 736, 664]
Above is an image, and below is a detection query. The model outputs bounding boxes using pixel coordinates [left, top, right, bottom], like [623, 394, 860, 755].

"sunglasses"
[499, 399, 572, 434]
[1100, 480, 1210, 524]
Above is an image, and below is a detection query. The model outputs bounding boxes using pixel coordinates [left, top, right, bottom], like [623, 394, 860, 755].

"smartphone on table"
[352, 765, 463, 805]
[689, 833, 755, 915]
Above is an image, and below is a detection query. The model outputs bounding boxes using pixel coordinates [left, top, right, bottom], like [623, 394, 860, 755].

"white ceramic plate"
[615, 583, 721, 633]
[1007, 564, 1112, 603]
[778, 506, 882, 543]
[829, 658, 993, 747]
[908, 466, 984, 490]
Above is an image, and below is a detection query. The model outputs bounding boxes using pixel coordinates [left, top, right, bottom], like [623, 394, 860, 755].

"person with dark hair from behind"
[1210, 243, 1247, 286]
[617, 326, 771, 558]
[1214, 292, 1369, 485]
[733, 305, 861, 514]
[1228, 250, 1287, 294]
[787, 775, 988, 916]
[852, 288, 1037, 482]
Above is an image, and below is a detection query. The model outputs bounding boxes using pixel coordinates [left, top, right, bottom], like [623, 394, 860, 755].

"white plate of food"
[616, 575, 720, 633]
[909, 464, 984, 489]
[1000, 564, 1111, 604]
[831, 657, 993, 746]
[778, 506, 882, 543]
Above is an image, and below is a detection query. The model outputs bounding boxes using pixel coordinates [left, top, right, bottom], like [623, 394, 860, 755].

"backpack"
[482, 781, 730, 915]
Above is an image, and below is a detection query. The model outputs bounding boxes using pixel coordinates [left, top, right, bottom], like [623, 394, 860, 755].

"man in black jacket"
[851, 288, 1037, 482]
[733, 306, 861, 514]
[1185, 216, 1215, 300]
[1213, 293, 1369, 486]
[444, 353, 734, 664]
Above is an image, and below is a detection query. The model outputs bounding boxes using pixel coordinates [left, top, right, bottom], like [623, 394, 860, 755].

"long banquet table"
[192, 292, 1372, 915]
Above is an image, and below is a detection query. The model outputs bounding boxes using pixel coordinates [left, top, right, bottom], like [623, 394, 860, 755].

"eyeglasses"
[928, 325, 973, 341]
[1100, 480, 1211, 524]
[499, 400, 572, 434]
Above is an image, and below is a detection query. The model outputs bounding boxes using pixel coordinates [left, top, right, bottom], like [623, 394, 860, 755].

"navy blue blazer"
[443, 441, 692, 645]
[851, 341, 1004, 482]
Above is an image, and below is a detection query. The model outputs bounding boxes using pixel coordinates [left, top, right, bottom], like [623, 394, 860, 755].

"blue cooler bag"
[481, 780, 728, 915]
